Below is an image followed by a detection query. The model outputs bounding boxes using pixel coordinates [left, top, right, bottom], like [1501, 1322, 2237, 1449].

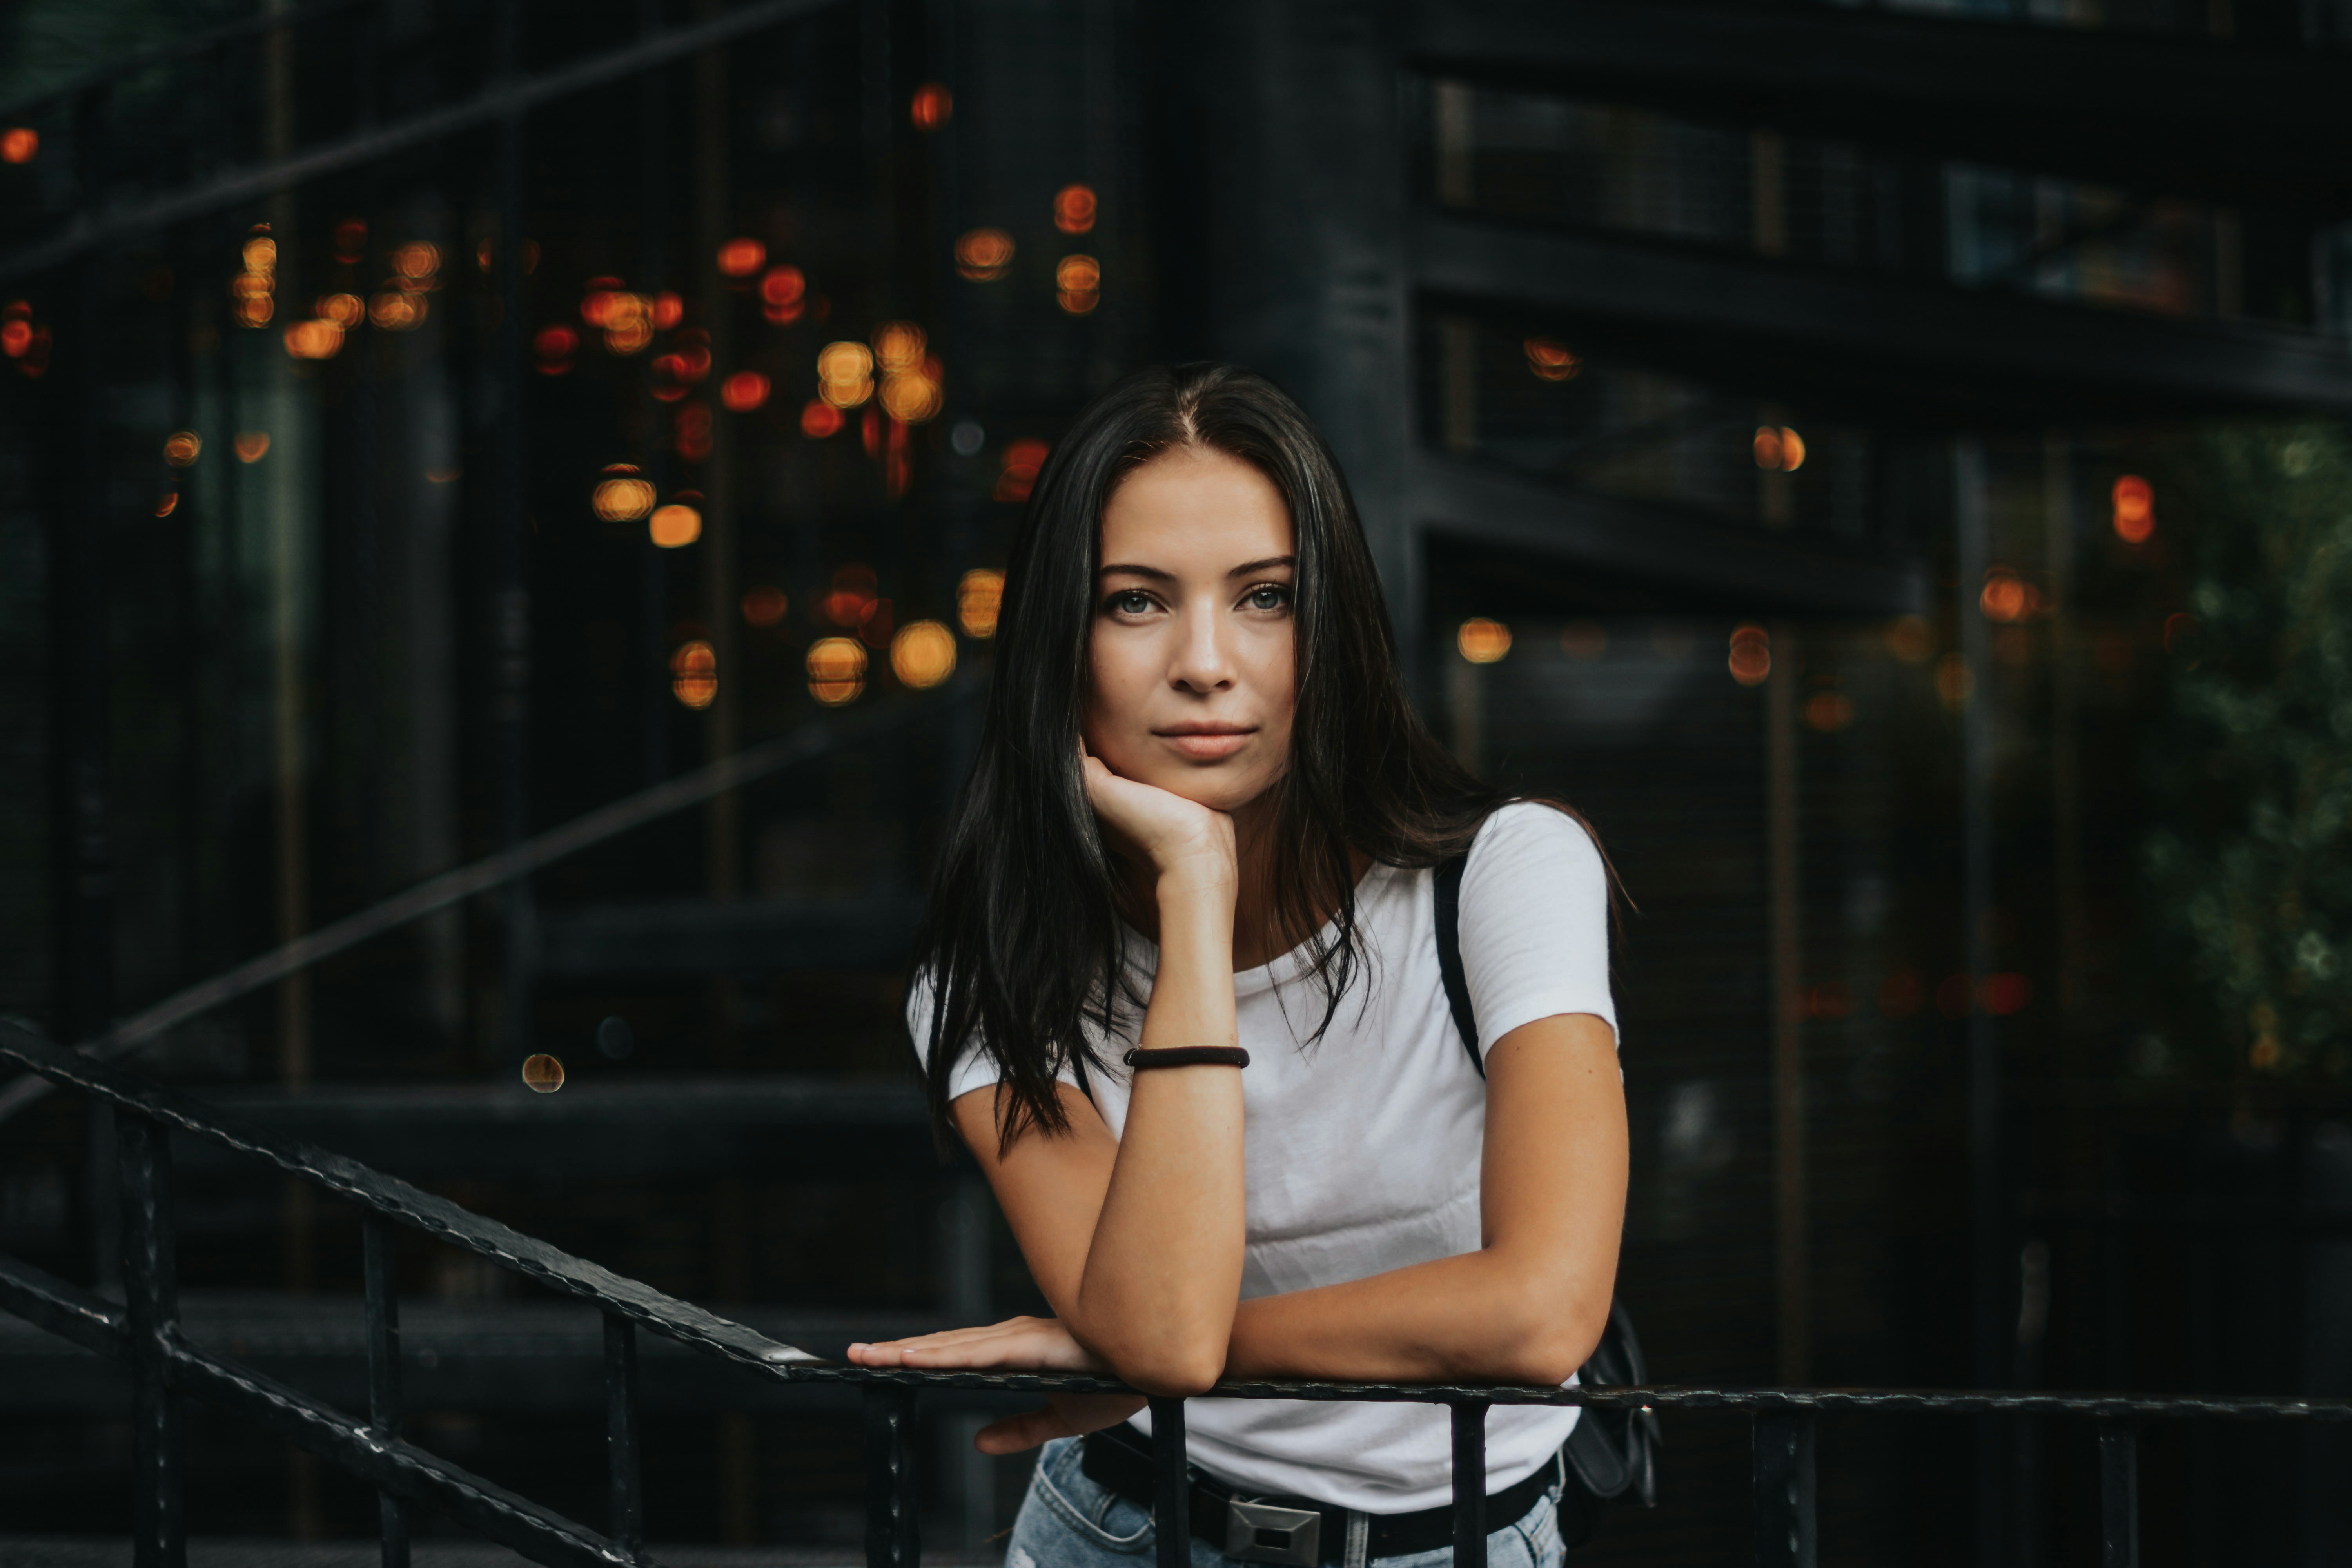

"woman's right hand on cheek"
[1081, 747, 1238, 892]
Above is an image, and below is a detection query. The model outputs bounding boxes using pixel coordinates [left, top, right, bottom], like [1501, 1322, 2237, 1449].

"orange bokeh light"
[592, 465, 656, 523]
[955, 228, 1014, 282]
[316, 292, 364, 328]
[717, 238, 766, 278]
[369, 291, 424, 330]
[234, 432, 271, 463]
[2112, 475, 2154, 543]
[720, 370, 770, 412]
[155, 493, 179, 518]
[0, 127, 38, 164]
[801, 400, 844, 438]
[806, 636, 868, 705]
[1054, 184, 1098, 235]
[1524, 338, 1579, 381]
[391, 241, 440, 280]
[874, 322, 926, 373]
[957, 568, 1004, 638]
[283, 318, 345, 359]
[163, 431, 202, 467]
[650, 503, 702, 548]
[1752, 425, 1807, 471]
[1056, 254, 1100, 314]
[891, 620, 958, 688]
[759, 265, 806, 324]
[670, 640, 717, 708]
[910, 83, 953, 132]
[652, 292, 683, 329]
[1980, 567, 2030, 622]
[1456, 618, 1512, 664]
[1728, 623, 1771, 685]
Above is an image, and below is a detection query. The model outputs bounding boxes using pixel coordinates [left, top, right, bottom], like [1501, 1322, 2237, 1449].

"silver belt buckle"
[1226, 1499, 1322, 1566]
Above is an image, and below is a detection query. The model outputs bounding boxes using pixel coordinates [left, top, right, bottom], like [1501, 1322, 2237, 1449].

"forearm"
[1068, 869, 1248, 1392]
[1222, 1244, 1611, 1387]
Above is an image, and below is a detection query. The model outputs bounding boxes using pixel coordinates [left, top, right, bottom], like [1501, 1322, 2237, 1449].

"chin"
[1142, 763, 1278, 817]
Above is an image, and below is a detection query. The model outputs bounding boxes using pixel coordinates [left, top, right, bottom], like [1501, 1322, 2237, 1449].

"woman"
[848, 363, 1626, 1568]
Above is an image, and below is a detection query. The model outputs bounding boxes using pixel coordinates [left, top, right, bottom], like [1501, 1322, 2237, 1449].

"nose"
[1168, 599, 1236, 694]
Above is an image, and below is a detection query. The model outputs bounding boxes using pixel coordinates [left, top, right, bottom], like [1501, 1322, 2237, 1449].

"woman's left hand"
[847, 1316, 1148, 1454]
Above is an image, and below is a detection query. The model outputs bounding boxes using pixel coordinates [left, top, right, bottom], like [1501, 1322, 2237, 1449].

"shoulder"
[1464, 800, 1605, 889]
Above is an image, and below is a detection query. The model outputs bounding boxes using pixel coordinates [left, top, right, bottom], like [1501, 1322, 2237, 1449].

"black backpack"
[1434, 853, 1660, 1550]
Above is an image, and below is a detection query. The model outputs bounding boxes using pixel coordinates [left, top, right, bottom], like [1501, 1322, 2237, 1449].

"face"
[1082, 446, 1298, 816]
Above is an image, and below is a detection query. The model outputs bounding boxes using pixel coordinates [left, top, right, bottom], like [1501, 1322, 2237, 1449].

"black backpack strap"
[1432, 851, 1483, 1078]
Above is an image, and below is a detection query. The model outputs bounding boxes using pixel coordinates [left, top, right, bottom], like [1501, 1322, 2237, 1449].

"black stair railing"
[5, 1023, 2350, 1568]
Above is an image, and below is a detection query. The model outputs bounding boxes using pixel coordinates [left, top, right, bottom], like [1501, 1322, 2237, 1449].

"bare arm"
[852, 1010, 1627, 1450]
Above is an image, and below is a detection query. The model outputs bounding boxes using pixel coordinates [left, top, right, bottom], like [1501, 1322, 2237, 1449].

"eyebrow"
[1096, 555, 1296, 582]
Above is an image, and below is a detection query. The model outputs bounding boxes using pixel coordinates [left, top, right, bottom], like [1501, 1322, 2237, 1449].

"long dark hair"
[913, 363, 1520, 1148]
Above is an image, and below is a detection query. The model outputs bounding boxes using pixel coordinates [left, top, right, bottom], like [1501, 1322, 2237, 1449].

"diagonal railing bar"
[0, 1024, 821, 1374]
[0, 680, 968, 1125]
[0, 0, 847, 286]
[0, 1253, 647, 1568]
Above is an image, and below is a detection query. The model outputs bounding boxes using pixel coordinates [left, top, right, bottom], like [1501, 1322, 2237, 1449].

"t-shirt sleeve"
[1456, 801, 1618, 1053]
[905, 967, 1085, 1102]
[906, 968, 1010, 1103]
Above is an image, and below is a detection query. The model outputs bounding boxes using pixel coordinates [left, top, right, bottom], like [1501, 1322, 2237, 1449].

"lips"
[1154, 724, 1255, 761]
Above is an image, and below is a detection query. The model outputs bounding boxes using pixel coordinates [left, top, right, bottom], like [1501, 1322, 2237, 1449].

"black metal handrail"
[4, 1023, 2347, 1568]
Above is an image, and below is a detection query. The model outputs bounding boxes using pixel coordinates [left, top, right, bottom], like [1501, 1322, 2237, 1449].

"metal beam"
[0, 0, 848, 286]
[1408, 456, 1929, 619]
[1412, 215, 2352, 418]
[1406, 0, 2352, 212]
[536, 893, 926, 978]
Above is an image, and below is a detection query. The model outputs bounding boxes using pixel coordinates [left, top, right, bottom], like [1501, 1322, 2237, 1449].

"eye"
[1243, 584, 1291, 612]
[1106, 589, 1156, 617]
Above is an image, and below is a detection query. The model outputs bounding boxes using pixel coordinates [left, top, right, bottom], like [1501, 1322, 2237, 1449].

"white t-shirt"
[911, 801, 1617, 1513]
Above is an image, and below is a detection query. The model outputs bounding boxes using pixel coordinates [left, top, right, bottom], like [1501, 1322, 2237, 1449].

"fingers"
[846, 1316, 1094, 1372]
[975, 1407, 1073, 1455]
[974, 1394, 1148, 1455]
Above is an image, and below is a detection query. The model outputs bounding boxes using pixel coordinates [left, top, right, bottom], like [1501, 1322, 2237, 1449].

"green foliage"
[2141, 421, 2352, 1084]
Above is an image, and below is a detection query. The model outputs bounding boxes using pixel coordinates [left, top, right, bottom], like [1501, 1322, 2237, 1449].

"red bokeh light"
[533, 324, 578, 373]
[717, 238, 766, 278]
[995, 437, 1049, 502]
[801, 400, 844, 438]
[2112, 475, 2154, 544]
[720, 370, 770, 412]
[910, 83, 953, 132]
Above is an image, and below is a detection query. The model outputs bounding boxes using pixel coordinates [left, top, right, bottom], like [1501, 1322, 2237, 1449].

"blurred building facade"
[1, 0, 2350, 1563]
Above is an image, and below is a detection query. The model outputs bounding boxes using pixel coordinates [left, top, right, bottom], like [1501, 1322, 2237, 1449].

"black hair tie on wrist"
[1122, 1045, 1250, 1070]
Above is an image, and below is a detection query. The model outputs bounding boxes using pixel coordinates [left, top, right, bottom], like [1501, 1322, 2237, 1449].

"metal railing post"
[2098, 1421, 2139, 1568]
[118, 1114, 186, 1568]
[605, 1314, 644, 1559]
[1451, 1400, 1490, 1568]
[864, 1383, 921, 1568]
[1753, 1409, 1816, 1568]
[1148, 1396, 1190, 1568]
[361, 1216, 409, 1568]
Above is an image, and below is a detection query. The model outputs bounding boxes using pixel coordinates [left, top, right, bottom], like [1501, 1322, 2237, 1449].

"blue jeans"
[1006, 1436, 1567, 1568]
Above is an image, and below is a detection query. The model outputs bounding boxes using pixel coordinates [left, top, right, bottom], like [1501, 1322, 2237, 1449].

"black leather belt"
[1079, 1422, 1556, 1566]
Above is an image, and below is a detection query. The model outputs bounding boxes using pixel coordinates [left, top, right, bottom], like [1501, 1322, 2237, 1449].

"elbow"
[1101, 1334, 1227, 1398]
[1485, 1276, 1611, 1388]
